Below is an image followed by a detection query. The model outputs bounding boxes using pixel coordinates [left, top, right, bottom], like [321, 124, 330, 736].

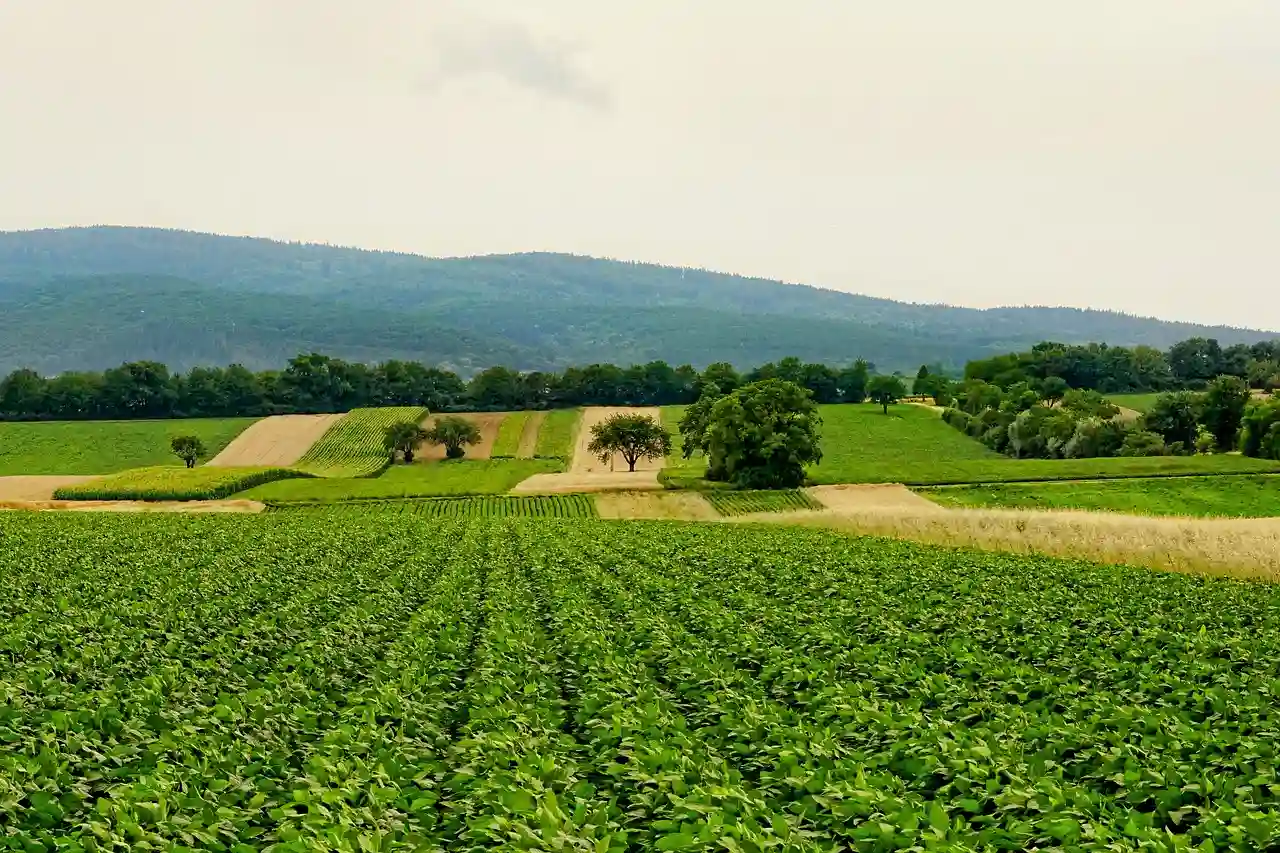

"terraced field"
[295, 406, 428, 477]
[272, 494, 597, 518]
[6, 511, 1280, 849]
[705, 489, 822, 516]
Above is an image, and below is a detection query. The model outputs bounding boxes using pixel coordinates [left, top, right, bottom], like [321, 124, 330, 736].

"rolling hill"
[1, 226, 1274, 375]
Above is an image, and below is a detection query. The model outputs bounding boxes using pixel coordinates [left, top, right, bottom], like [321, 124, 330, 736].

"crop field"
[705, 489, 822, 516]
[0, 417, 257, 476]
[489, 411, 530, 458]
[50, 465, 309, 500]
[295, 406, 428, 477]
[924, 474, 1280, 518]
[241, 458, 561, 503]
[273, 494, 597, 518]
[532, 407, 580, 461]
[5, 511, 1280, 849]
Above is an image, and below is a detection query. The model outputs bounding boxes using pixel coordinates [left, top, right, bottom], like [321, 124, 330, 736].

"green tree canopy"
[423, 416, 482, 460]
[383, 420, 428, 463]
[1200, 375, 1251, 451]
[866, 374, 908, 414]
[170, 435, 206, 469]
[586, 413, 672, 472]
[704, 379, 823, 489]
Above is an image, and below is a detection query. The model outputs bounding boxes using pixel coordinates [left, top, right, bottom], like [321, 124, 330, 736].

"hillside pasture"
[0, 418, 257, 476]
[923, 475, 1280, 518]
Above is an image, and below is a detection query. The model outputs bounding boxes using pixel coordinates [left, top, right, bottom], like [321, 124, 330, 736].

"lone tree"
[867, 374, 908, 414]
[383, 420, 428, 463]
[588, 413, 672, 472]
[170, 435, 206, 468]
[424, 416, 482, 460]
[705, 379, 822, 488]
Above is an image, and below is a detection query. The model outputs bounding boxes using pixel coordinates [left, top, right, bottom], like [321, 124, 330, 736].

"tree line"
[0, 354, 882, 421]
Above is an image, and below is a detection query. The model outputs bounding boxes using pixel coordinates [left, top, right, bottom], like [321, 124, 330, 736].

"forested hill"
[1, 226, 1273, 375]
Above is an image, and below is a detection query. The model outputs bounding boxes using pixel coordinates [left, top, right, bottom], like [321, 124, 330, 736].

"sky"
[1, 1, 1277, 330]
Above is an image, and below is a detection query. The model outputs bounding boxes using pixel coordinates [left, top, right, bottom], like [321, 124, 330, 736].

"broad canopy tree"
[703, 379, 823, 489]
[587, 413, 672, 472]
[866, 374, 908, 414]
[424, 416, 482, 460]
[170, 435, 206, 468]
[383, 420, 428, 463]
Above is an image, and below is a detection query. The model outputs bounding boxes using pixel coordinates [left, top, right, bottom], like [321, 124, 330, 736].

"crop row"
[270, 494, 597, 518]
[51, 465, 309, 500]
[489, 411, 530, 458]
[5, 511, 1280, 849]
[295, 406, 428, 477]
[705, 488, 823, 516]
[532, 407, 580, 461]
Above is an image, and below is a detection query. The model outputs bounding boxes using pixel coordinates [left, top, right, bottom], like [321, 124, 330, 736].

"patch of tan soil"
[416, 413, 506, 462]
[596, 490, 720, 520]
[207, 414, 344, 467]
[0, 476, 99, 501]
[571, 407, 664, 474]
[510, 470, 662, 494]
[1114, 407, 1144, 424]
[0, 499, 264, 513]
[808, 483, 943, 513]
[517, 411, 547, 459]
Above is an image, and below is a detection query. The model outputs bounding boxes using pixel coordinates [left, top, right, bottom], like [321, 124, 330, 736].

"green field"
[6, 510, 1280, 849]
[271, 494, 597, 518]
[490, 411, 530, 458]
[53, 466, 309, 501]
[241, 458, 560, 503]
[533, 407, 580, 461]
[1107, 393, 1163, 413]
[924, 474, 1280, 518]
[0, 418, 256, 475]
[705, 489, 822, 516]
[296, 406, 429, 477]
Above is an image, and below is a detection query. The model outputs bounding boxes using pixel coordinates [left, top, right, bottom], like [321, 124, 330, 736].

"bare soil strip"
[416, 413, 506, 462]
[808, 483, 942, 512]
[570, 407, 664, 474]
[0, 499, 264, 514]
[511, 470, 662, 494]
[517, 411, 547, 459]
[596, 491, 720, 520]
[207, 414, 344, 467]
[0, 476, 100, 501]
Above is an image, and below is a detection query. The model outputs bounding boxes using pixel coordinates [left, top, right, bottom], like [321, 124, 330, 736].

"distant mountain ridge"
[0, 226, 1273, 375]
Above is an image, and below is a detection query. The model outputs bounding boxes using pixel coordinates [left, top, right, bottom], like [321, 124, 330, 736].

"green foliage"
[925, 474, 1280, 517]
[9, 511, 1280, 848]
[1060, 388, 1119, 420]
[52, 465, 309, 500]
[866, 373, 908, 413]
[424, 415, 482, 460]
[1241, 398, 1280, 460]
[169, 434, 206, 468]
[0, 417, 255, 475]
[1038, 375, 1070, 406]
[490, 411, 531, 458]
[676, 389, 720, 465]
[1142, 391, 1203, 448]
[382, 420, 428, 463]
[705, 380, 823, 488]
[271, 494, 597, 518]
[298, 406, 428, 476]
[705, 489, 822, 516]
[242, 459, 560, 503]
[1201, 375, 1251, 451]
[587, 413, 671, 472]
[1120, 430, 1169, 457]
[533, 408, 581, 462]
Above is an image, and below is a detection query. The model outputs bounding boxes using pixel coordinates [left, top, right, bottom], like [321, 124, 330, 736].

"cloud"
[424, 11, 609, 110]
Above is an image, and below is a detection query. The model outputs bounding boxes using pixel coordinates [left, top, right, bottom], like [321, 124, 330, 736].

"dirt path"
[416, 413, 506, 461]
[570, 406, 664, 474]
[0, 498, 264, 513]
[596, 491, 719, 520]
[0, 476, 99, 501]
[207, 414, 344, 467]
[517, 411, 547, 459]
[808, 484, 942, 512]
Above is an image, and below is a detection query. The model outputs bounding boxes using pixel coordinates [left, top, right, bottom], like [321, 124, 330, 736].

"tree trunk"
[404, 447, 414, 463]
[882, 402, 889, 414]
[185, 457, 196, 468]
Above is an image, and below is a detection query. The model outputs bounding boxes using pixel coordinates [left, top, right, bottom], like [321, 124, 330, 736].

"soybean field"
[5, 511, 1280, 850]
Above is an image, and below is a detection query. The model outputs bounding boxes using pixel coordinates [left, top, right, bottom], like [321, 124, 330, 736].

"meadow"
[241, 458, 561, 502]
[1106, 392, 1163, 413]
[0, 417, 256, 475]
[5, 510, 1280, 849]
[924, 474, 1280, 518]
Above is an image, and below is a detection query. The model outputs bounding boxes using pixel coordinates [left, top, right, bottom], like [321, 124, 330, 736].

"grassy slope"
[533, 408, 580, 462]
[923, 475, 1280, 518]
[491, 411, 530, 457]
[1107, 393, 1163, 413]
[240, 458, 560, 503]
[0, 418, 257, 475]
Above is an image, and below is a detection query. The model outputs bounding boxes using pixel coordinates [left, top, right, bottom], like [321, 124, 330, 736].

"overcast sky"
[2, 1, 1277, 330]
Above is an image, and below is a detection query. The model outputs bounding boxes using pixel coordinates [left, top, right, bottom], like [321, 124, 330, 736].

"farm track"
[0, 475, 98, 501]
[8, 512, 1280, 847]
[206, 414, 343, 467]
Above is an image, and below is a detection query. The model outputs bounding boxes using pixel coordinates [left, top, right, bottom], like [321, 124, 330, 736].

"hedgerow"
[5, 511, 1280, 848]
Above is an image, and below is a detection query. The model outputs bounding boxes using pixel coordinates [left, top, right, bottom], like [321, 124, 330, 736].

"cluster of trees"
[942, 375, 1280, 460]
[0, 354, 884, 422]
[383, 417, 482, 463]
[964, 338, 1280, 394]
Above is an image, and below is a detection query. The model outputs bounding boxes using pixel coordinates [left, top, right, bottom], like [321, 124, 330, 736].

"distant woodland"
[1, 226, 1274, 375]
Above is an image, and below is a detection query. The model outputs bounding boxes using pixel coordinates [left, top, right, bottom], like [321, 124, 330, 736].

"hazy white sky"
[1, 1, 1277, 329]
